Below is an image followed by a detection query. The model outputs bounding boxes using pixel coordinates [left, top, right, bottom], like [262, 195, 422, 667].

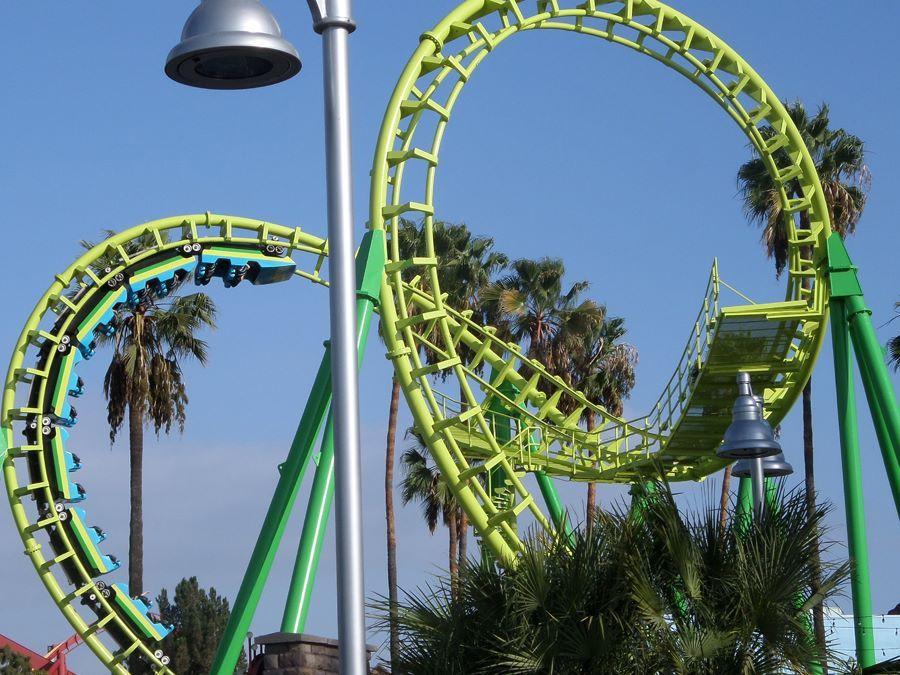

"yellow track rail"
[371, 0, 831, 566]
[1, 214, 328, 673]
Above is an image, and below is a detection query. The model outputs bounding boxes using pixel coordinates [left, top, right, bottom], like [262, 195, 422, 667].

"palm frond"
[375, 481, 850, 674]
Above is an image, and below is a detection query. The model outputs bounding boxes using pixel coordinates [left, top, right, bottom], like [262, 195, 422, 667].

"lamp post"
[717, 373, 782, 517]
[732, 451, 794, 480]
[166, 2, 367, 674]
[732, 449, 794, 513]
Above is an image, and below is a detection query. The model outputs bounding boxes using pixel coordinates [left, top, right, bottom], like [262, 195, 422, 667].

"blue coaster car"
[63, 450, 81, 473]
[76, 341, 95, 360]
[45, 429, 86, 503]
[67, 373, 85, 398]
[108, 583, 174, 642]
[195, 243, 296, 288]
[55, 333, 95, 361]
[70, 482, 87, 502]
[78, 285, 130, 342]
[127, 252, 197, 301]
[61, 507, 120, 576]
[52, 401, 78, 428]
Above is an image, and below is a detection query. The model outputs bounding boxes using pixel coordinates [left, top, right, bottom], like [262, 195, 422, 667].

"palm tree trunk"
[796, 223, 827, 669]
[128, 402, 144, 596]
[457, 508, 468, 572]
[385, 377, 401, 669]
[803, 378, 827, 670]
[448, 511, 459, 599]
[718, 465, 733, 535]
[456, 381, 469, 573]
[585, 413, 596, 536]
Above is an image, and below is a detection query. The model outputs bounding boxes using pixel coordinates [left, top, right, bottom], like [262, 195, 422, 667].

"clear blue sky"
[1, 1, 898, 670]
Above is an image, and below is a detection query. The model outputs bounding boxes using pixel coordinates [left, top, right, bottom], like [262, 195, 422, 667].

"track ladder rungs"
[399, 98, 450, 121]
[776, 164, 803, 184]
[40, 549, 75, 573]
[394, 309, 445, 331]
[386, 148, 438, 167]
[487, 494, 534, 527]
[457, 452, 506, 483]
[446, 21, 473, 42]
[109, 640, 142, 666]
[384, 256, 437, 274]
[16, 480, 49, 497]
[84, 611, 118, 637]
[784, 196, 812, 214]
[410, 356, 461, 379]
[433, 404, 482, 432]
[382, 202, 435, 220]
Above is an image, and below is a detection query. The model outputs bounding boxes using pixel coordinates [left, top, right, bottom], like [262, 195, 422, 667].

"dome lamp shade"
[716, 373, 782, 460]
[166, 0, 301, 90]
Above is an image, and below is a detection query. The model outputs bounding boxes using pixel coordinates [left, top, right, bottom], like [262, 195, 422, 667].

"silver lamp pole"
[733, 448, 794, 517]
[749, 456, 765, 517]
[717, 373, 782, 519]
[166, 2, 367, 672]
[313, 3, 369, 675]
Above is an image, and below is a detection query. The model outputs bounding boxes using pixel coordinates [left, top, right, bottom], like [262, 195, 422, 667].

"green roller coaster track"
[2, 1, 898, 673]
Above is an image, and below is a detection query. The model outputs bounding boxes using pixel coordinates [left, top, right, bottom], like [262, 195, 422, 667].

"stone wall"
[255, 632, 376, 675]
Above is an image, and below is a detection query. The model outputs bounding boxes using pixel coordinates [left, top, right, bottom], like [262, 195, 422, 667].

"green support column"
[845, 293, 900, 459]
[485, 375, 517, 523]
[627, 481, 657, 525]
[828, 234, 900, 515]
[831, 300, 876, 669]
[212, 232, 385, 674]
[280, 230, 384, 634]
[534, 470, 568, 534]
[212, 347, 334, 674]
[735, 477, 753, 534]
[281, 412, 337, 633]
[764, 477, 777, 512]
[851, 325, 900, 517]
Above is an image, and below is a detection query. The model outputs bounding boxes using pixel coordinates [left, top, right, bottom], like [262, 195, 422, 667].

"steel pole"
[318, 2, 367, 668]
[281, 231, 383, 634]
[830, 300, 876, 668]
[749, 457, 765, 518]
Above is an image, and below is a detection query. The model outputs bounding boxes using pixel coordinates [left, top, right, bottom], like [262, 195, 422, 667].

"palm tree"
[400, 432, 461, 596]
[382, 219, 506, 664]
[566, 316, 638, 532]
[382, 217, 421, 669]
[483, 257, 602, 370]
[432, 222, 507, 571]
[483, 258, 604, 525]
[627, 483, 850, 675]
[736, 101, 869, 661]
[376, 481, 851, 674]
[83, 233, 217, 596]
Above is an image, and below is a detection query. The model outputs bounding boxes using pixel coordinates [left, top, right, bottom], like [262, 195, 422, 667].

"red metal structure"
[43, 632, 83, 674]
[0, 632, 80, 674]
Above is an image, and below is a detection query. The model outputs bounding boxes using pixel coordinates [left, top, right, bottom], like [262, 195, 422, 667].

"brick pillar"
[255, 632, 375, 675]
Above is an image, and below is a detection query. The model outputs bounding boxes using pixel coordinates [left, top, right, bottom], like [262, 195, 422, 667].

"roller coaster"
[2, 1, 898, 673]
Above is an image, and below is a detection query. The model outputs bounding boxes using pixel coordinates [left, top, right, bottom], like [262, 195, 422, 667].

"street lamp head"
[731, 452, 794, 478]
[166, 0, 301, 90]
[716, 373, 782, 460]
